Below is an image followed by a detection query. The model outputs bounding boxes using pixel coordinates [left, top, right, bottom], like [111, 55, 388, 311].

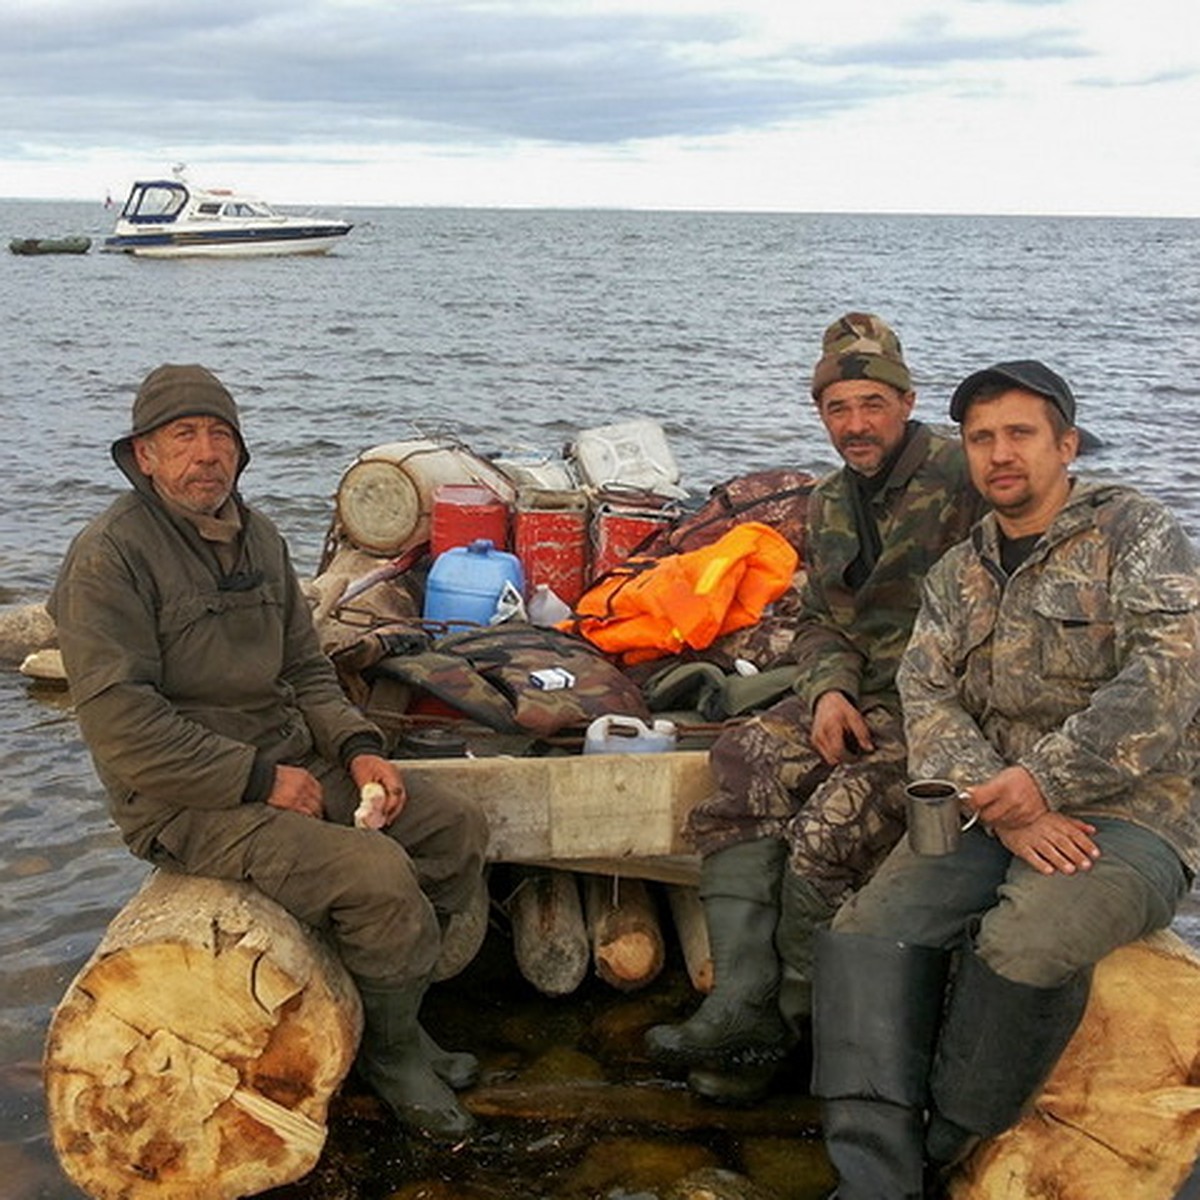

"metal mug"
[905, 779, 979, 856]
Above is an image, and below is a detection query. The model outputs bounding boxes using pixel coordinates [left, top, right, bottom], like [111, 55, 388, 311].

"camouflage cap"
[811, 312, 912, 400]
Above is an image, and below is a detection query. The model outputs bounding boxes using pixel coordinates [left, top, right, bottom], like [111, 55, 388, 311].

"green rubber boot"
[684, 866, 837, 1104]
[925, 948, 1092, 1168]
[812, 930, 951, 1200]
[776, 867, 840, 1038]
[645, 838, 789, 1069]
[356, 978, 476, 1141]
[419, 1025, 480, 1091]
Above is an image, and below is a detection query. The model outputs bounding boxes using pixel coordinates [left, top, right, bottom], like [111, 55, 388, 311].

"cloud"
[0, 0, 1099, 154]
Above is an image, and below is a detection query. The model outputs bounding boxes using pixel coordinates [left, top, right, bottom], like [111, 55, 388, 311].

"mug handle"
[958, 789, 979, 832]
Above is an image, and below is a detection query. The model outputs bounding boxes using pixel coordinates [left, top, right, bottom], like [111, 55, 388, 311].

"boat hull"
[101, 226, 350, 258]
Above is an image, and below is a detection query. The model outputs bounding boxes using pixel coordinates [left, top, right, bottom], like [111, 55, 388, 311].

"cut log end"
[44, 873, 361, 1200]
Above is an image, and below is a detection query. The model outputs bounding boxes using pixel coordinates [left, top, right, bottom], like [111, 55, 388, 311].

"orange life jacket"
[564, 521, 799, 665]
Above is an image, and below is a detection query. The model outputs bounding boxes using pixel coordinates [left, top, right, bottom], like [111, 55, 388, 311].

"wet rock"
[522, 1044, 606, 1084]
[739, 1137, 836, 1199]
[564, 1136, 719, 1198]
[664, 1165, 783, 1199]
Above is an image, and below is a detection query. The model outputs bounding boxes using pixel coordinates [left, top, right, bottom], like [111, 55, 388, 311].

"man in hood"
[50, 364, 488, 1142]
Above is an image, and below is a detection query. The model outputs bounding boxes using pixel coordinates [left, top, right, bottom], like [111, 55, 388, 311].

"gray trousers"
[832, 817, 1190, 986]
[147, 753, 489, 987]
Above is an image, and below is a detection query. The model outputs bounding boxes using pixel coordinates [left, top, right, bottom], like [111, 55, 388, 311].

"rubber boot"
[812, 930, 951, 1200]
[925, 948, 1092, 1168]
[776, 868, 839, 1038]
[356, 978, 476, 1141]
[645, 838, 789, 1069]
[686, 866, 836, 1105]
[419, 1025, 480, 1091]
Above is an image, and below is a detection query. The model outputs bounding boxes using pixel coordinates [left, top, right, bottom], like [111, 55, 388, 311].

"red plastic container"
[514, 489, 589, 607]
[589, 502, 674, 581]
[430, 484, 510, 557]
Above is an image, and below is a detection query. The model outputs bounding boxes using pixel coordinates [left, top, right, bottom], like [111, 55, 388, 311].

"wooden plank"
[399, 751, 712, 865]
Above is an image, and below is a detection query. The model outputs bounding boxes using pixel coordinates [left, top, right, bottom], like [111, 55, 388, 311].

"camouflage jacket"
[787, 422, 983, 711]
[898, 480, 1200, 868]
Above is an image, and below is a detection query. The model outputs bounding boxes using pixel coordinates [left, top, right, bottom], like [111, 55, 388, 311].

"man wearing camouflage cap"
[49, 364, 488, 1142]
[645, 314, 984, 1100]
[813, 362, 1200, 1197]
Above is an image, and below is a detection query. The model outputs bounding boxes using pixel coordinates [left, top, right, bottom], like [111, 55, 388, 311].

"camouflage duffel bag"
[368, 621, 652, 737]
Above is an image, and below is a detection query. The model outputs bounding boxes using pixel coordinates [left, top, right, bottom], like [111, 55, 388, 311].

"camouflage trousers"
[684, 693, 910, 910]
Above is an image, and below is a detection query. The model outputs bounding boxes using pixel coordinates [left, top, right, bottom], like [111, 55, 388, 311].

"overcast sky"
[3, 0, 1196, 216]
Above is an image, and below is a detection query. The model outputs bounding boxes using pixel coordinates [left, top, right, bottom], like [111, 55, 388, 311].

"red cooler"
[514, 488, 589, 607]
[431, 484, 510, 557]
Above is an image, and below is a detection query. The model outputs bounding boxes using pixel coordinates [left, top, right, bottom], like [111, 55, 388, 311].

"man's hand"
[967, 765, 1051, 830]
[350, 754, 407, 825]
[267, 764, 325, 818]
[811, 691, 874, 765]
[997, 812, 1101, 875]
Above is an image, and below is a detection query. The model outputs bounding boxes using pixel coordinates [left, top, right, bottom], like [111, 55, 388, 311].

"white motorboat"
[101, 171, 352, 258]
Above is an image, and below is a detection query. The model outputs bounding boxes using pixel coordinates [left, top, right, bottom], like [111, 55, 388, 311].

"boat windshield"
[222, 201, 277, 219]
[122, 182, 188, 223]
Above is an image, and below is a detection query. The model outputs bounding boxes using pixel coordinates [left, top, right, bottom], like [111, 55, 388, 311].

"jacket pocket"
[1031, 578, 1115, 681]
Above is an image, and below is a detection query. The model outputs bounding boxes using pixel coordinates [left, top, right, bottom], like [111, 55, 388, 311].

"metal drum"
[335, 439, 516, 555]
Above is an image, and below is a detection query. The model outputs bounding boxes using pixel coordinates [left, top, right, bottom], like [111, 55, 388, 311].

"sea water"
[2, 201, 1199, 1196]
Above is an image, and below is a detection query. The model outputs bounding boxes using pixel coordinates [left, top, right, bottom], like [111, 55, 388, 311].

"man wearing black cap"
[49, 364, 488, 1142]
[812, 361, 1200, 1198]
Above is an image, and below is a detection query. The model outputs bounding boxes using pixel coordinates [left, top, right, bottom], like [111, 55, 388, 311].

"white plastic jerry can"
[583, 714, 678, 755]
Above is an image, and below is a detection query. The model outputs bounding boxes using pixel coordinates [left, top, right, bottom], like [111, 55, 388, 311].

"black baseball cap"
[949, 360, 1076, 425]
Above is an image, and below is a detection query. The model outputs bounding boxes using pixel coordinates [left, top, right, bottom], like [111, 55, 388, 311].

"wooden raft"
[43, 752, 713, 1198]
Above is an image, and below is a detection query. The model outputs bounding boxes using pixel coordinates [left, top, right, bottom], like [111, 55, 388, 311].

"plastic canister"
[570, 417, 688, 500]
[423, 539, 525, 628]
[431, 483, 511, 557]
[583, 714, 678, 755]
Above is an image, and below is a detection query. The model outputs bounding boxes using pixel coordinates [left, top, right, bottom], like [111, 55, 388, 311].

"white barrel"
[335, 439, 516, 555]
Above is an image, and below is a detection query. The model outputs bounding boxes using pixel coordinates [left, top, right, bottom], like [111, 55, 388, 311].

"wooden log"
[583, 874, 666, 992]
[950, 930, 1200, 1200]
[507, 868, 591, 996]
[0, 602, 56, 664]
[666, 885, 714, 994]
[44, 872, 362, 1200]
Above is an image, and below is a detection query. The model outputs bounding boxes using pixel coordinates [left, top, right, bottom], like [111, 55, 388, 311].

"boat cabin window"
[223, 202, 275, 218]
[122, 183, 188, 223]
[197, 202, 223, 217]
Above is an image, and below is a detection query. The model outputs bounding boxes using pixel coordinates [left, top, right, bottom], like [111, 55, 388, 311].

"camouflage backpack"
[367, 621, 651, 737]
[637, 467, 816, 560]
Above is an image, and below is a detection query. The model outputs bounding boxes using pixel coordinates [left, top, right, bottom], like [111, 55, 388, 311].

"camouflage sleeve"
[787, 487, 866, 707]
[896, 559, 1008, 786]
[1021, 505, 1200, 809]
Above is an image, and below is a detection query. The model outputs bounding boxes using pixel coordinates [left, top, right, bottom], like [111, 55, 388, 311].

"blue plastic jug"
[423, 538, 525, 627]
